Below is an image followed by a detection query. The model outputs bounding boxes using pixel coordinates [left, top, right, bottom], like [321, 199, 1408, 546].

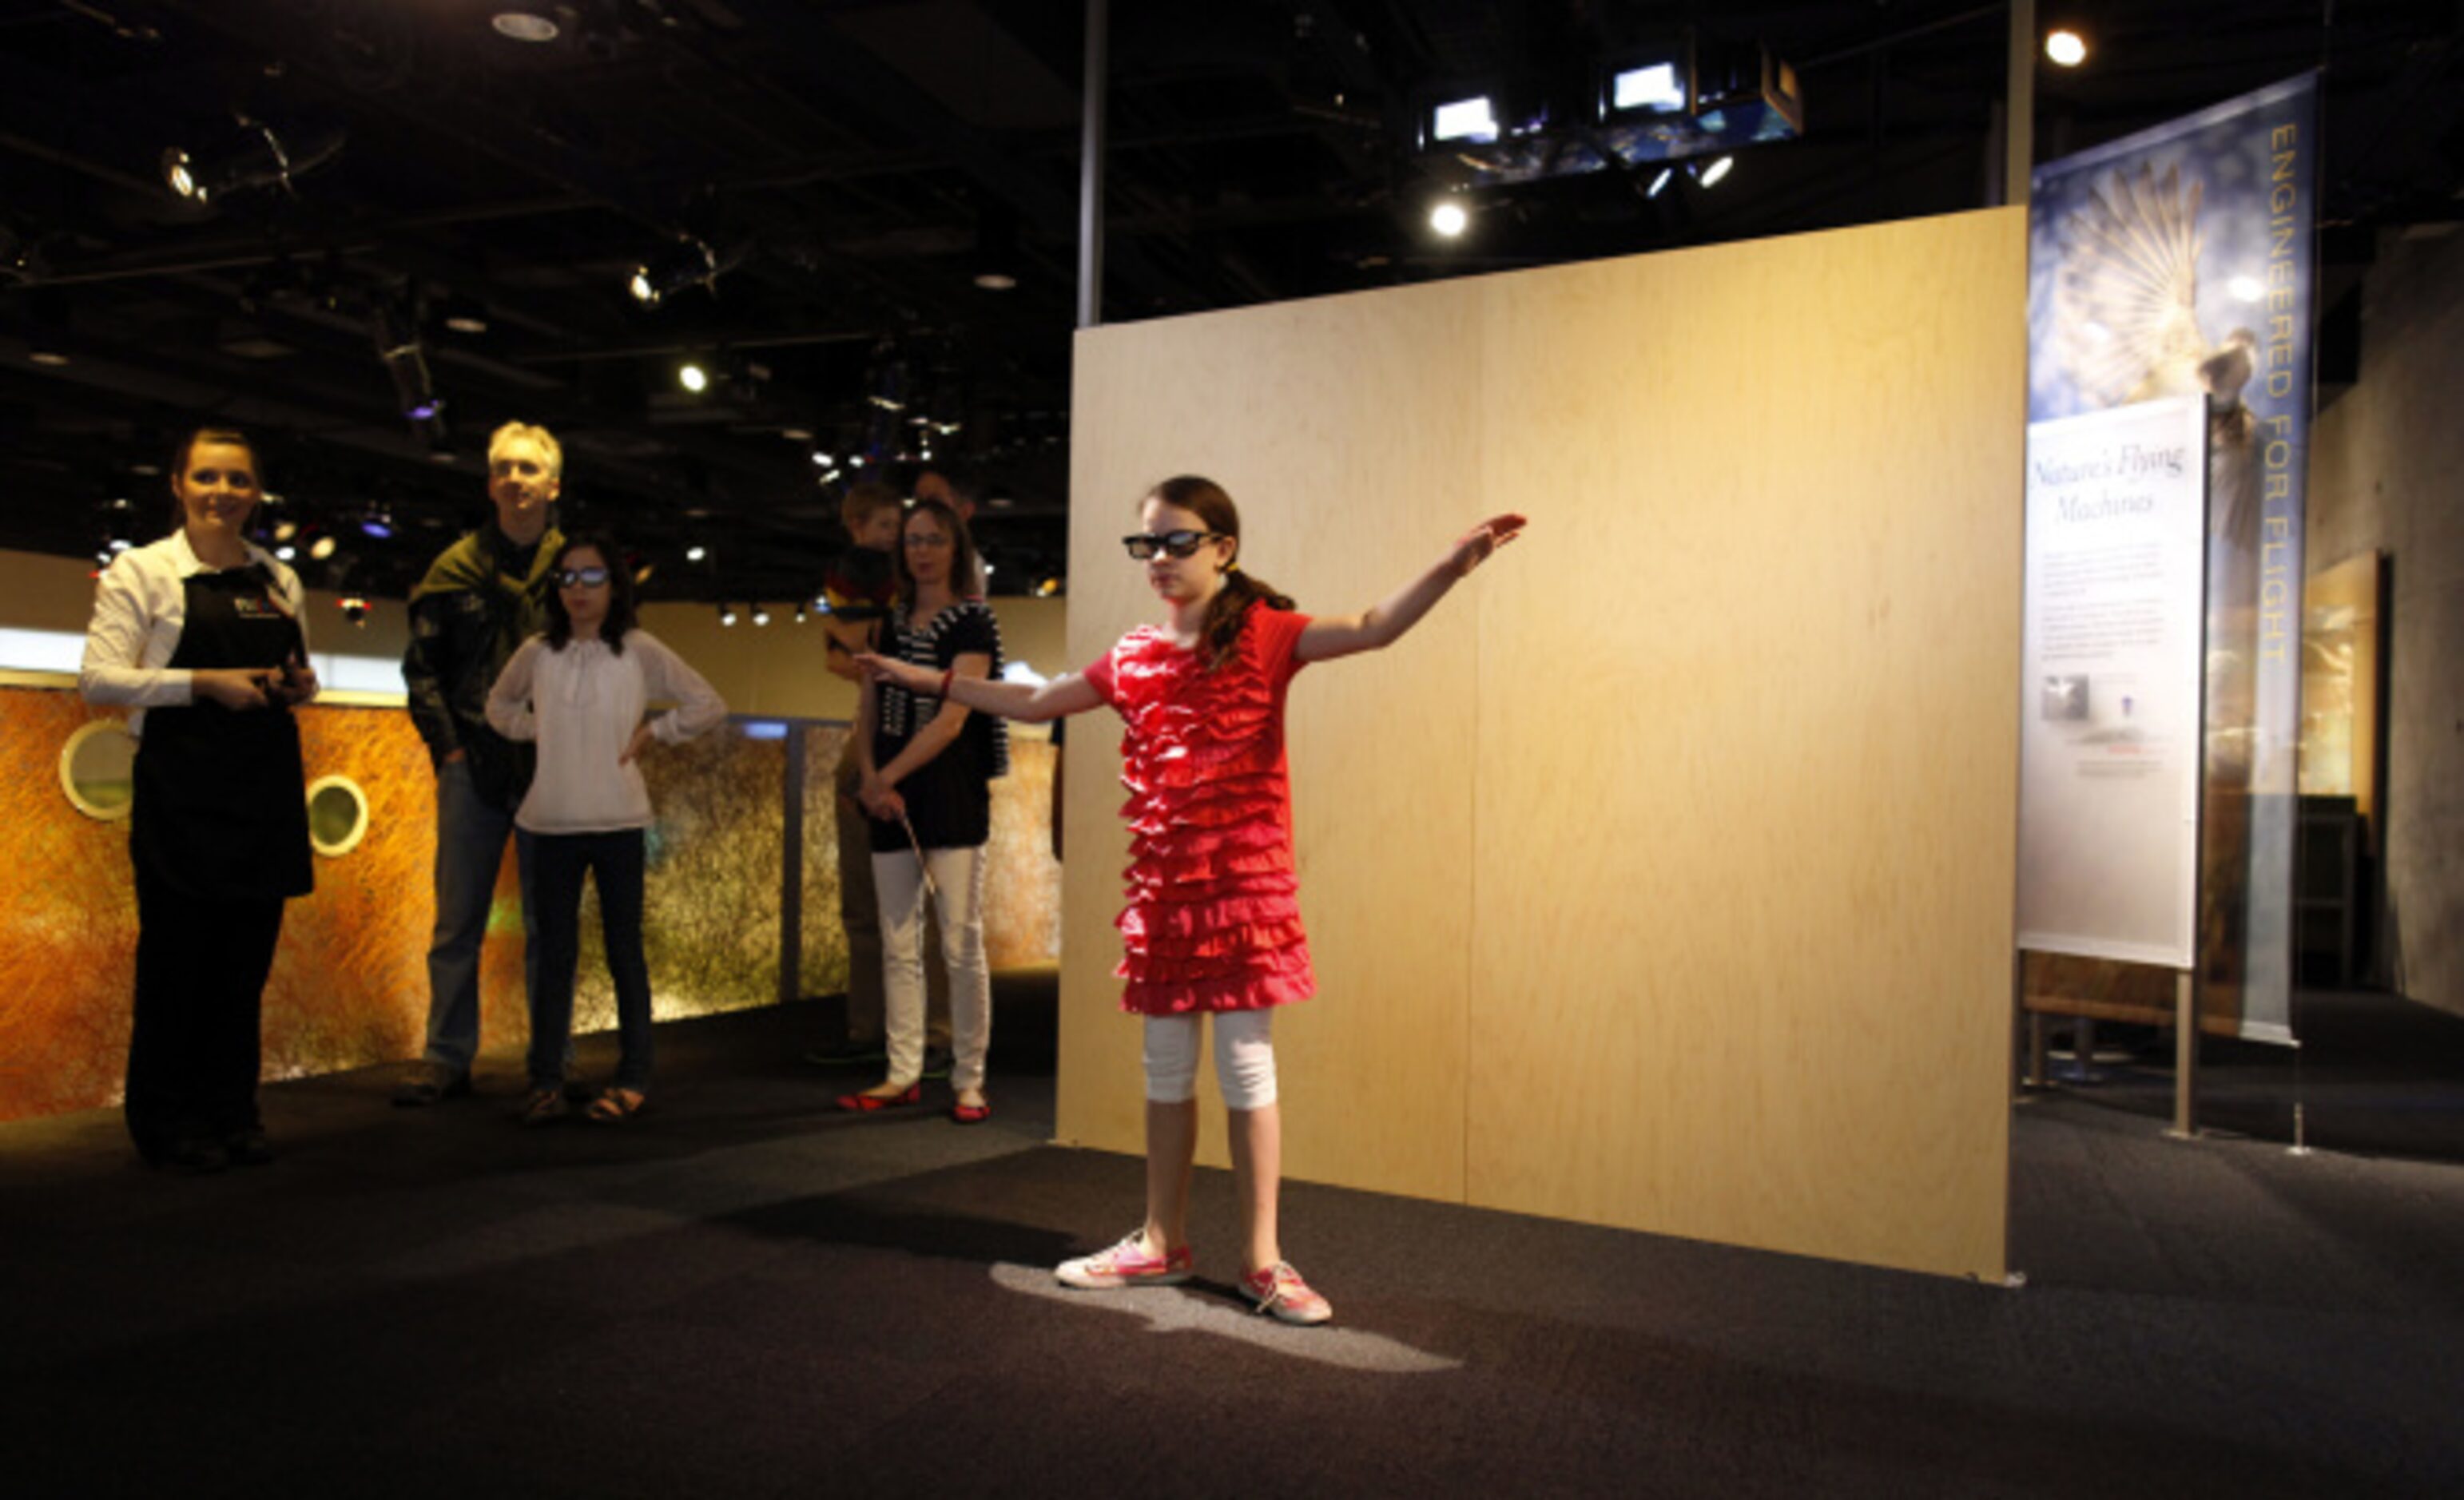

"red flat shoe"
[950, 1098, 992, 1125]
[835, 1083, 922, 1113]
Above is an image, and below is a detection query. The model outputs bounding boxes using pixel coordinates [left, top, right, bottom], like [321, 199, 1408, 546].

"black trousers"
[128, 858, 285, 1153]
[528, 828, 654, 1091]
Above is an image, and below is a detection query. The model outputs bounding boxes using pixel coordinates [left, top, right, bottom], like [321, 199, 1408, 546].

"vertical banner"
[2027, 73, 2317, 1043]
[2018, 398, 2207, 967]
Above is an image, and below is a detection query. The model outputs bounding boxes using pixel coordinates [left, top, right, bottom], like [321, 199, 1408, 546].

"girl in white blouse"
[486, 534, 726, 1124]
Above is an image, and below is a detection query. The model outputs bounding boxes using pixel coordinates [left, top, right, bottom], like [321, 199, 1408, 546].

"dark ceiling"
[2, 0, 2456, 604]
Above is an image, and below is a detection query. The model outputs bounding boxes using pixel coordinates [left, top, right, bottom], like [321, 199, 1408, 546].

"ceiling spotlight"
[272, 519, 298, 542]
[752, 605, 771, 627]
[686, 544, 707, 563]
[491, 11, 560, 43]
[972, 201, 1021, 291]
[1429, 200, 1470, 237]
[810, 450, 834, 466]
[437, 296, 492, 335]
[719, 604, 738, 627]
[634, 562, 655, 585]
[793, 603, 808, 625]
[162, 116, 344, 205]
[1695, 155, 1735, 188]
[1429, 95, 1500, 145]
[781, 426, 814, 442]
[360, 507, 395, 539]
[372, 300, 443, 423]
[2045, 30, 2088, 68]
[678, 359, 709, 393]
[1646, 166, 1675, 199]
[0, 220, 46, 285]
[309, 534, 337, 561]
[275, 544, 297, 562]
[629, 236, 747, 308]
[28, 347, 70, 367]
[1608, 61, 1687, 116]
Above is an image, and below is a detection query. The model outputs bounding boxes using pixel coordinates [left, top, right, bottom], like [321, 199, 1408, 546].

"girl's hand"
[194, 668, 273, 711]
[1449, 514, 1528, 577]
[854, 652, 937, 696]
[618, 722, 657, 766]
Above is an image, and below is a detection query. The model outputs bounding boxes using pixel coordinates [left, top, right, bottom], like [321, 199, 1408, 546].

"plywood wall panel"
[1059, 284, 1484, 1200]
[1062, 210, 2024, 1279]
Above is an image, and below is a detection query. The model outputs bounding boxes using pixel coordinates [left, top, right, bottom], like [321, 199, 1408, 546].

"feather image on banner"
[2055, 164, 2256, 408]
[2053, 161, 2261, 544]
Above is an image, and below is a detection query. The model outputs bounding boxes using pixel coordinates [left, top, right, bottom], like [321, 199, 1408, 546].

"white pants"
[1143, 1010, 1277, 1109]
[873, 844, 990, 1090]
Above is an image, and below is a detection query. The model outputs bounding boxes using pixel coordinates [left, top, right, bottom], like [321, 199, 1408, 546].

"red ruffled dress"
[1081, 605, 1315, 1016]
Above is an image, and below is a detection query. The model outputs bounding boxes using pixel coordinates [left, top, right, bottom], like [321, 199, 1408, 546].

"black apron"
[130, 565, 315, 901]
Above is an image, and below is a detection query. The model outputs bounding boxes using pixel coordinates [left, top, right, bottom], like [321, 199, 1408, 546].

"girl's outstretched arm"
[854, 653, 1106, 723]
[1296, 514, 1526, 664]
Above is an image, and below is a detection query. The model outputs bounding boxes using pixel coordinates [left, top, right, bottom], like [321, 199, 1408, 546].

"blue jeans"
[529, 828, 654, 1091]
[421, 758, 539, 1075]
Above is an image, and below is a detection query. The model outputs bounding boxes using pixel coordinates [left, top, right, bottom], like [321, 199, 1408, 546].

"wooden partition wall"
[1059, 208, 2026, 1280]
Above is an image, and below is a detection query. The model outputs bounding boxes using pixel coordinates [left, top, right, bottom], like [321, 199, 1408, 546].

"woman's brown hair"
[1147, 475, 1294, 673]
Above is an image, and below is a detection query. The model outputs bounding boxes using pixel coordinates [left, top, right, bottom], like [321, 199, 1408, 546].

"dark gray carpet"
[4, 980, 2461, 1498]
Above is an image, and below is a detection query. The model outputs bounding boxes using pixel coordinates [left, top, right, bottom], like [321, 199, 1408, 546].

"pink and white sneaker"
[1240, 1260, 1333, 1325]
[1055, 1231, 1194, 1290]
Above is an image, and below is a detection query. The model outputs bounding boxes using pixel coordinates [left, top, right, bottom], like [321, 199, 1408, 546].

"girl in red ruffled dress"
[861, 475, 1523, 1324]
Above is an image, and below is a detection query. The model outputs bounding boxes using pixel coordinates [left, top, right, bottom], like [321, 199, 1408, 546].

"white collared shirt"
[79, 530, 307, 738]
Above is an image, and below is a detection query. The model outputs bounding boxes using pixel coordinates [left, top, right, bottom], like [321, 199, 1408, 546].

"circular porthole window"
[305, 775, 371, 857]
[60, 720, 138, 821]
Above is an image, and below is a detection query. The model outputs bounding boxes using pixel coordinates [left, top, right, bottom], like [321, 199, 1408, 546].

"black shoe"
[393, 1065, 473, 1108]
[145, 1137, 229, 1175]
[801, 1040, 888, 1068]
[921, 1048, 954, 1081]
[225, 1128, 275, 1167]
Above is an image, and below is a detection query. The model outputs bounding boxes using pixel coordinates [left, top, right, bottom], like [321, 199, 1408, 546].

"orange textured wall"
[2, 684, 1061, 1123]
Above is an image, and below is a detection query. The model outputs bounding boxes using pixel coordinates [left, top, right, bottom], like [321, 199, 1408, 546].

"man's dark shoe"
[392, 1065, 473, 1108]
[801, 1039, 887, 1068]
[147, 1137, 229, 1174]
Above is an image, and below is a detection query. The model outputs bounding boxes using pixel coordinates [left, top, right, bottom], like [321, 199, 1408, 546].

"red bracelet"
[939, 666, 955, 698]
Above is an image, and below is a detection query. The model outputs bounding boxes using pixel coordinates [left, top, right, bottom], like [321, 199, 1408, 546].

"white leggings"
[1143, 1010, 1278, 1109]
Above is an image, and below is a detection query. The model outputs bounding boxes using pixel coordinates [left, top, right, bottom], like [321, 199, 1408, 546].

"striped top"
[876, 599, 1009, 780]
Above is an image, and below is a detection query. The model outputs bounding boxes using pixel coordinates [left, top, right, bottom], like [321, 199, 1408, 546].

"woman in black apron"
[80, 427, 316, 1173]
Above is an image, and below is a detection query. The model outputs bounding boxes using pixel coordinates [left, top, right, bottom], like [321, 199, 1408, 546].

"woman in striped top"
[841, 498, 1007, 1123]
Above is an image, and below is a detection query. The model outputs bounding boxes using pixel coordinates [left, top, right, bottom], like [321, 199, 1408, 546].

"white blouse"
[79, 530, 308, 738]
[485, 629, 727, 834]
